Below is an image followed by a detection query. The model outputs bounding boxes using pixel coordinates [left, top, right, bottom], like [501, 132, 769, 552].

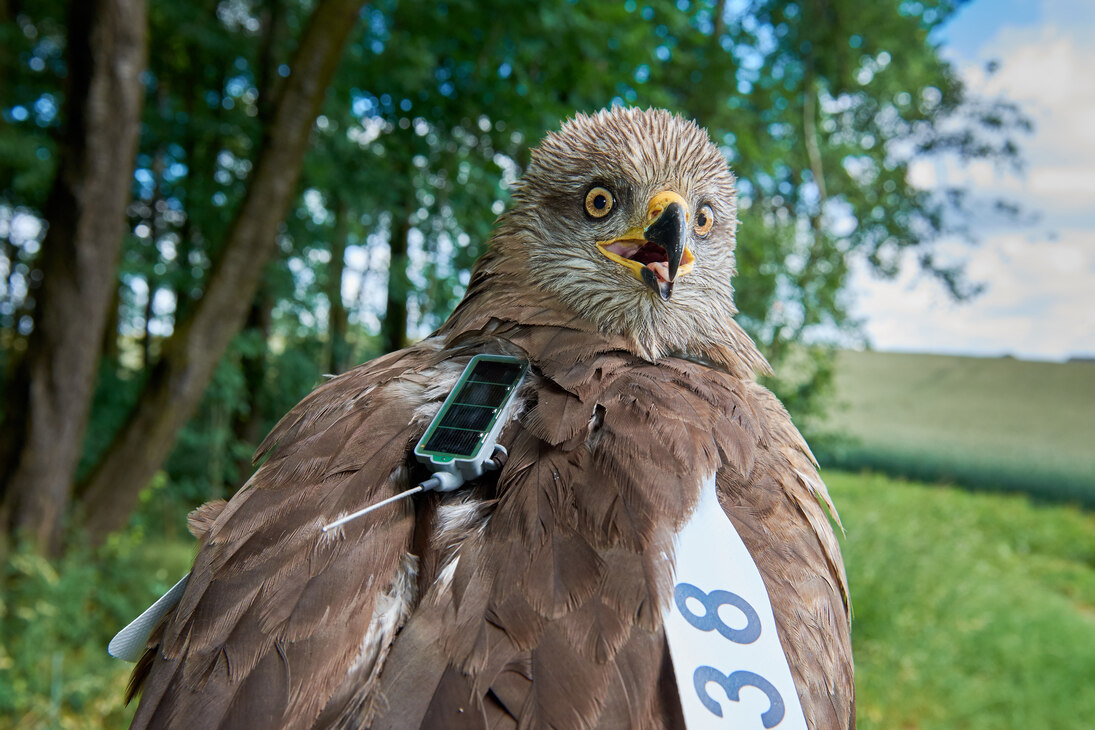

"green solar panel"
[415, 355, 527, 463]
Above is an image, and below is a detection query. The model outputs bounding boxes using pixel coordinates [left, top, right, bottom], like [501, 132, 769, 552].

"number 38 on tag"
[663, 477, 809, 730]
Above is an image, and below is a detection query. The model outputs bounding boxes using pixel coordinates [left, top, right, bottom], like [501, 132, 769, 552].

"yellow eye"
[694, 204, 714, 236]
[585, 187, 615, 218]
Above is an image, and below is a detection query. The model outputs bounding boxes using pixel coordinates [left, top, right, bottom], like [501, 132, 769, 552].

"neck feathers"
[441, 248, 770, 380]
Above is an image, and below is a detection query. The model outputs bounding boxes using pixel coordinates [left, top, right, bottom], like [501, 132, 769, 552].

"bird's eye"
[584, 187, 615, 218]
[694, 204, 714, 236]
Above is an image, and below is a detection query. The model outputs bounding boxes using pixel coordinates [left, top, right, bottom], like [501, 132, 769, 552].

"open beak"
[596, 190, 695, 301]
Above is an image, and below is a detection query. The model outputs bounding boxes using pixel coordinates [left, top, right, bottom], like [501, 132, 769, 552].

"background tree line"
[0, 0, 1027, 556]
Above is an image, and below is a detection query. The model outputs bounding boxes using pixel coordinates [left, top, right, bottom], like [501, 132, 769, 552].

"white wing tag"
[664, 475, 808, 730]
[108, 573, 189, 662]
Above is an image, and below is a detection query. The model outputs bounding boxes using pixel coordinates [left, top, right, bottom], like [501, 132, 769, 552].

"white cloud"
[975, 28, 1095, 173]
[854, 229, 1095, 360]
[852, 0, 1095, 361]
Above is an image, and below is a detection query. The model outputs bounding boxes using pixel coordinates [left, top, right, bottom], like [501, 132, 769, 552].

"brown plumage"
[128, 108, 854, 729]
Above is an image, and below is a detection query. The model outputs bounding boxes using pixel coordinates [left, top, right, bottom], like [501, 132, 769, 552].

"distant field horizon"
[841, 346, 1095, 365]
[813, 349, 1095, 504]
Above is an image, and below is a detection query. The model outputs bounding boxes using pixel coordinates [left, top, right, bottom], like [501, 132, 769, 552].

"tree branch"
[0, 0, 146, 553]
[78, 0, 365, 543]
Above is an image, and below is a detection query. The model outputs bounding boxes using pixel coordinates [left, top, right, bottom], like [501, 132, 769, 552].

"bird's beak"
[596, 191, 696, 301]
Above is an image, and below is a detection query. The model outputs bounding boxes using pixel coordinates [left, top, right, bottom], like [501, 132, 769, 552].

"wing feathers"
[130, 343, 454, 729]
[522, 531, 604, 619]
[132, 314, 851, 728]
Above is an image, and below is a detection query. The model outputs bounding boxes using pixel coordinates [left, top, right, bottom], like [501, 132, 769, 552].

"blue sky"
[938, 0, 1043, 51]
[849, 0, 1095, 360]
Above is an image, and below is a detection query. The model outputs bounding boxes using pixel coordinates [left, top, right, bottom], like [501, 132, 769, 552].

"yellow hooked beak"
[595, 191, 696, 301]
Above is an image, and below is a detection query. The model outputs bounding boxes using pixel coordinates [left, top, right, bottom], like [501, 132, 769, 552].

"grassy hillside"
[815, 350, 1095, 504]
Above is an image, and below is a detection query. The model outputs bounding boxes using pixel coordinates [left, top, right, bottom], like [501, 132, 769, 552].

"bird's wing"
[717, 381, 855, 730]
[128, 338, 469, 730]
[354, 333, 852, 730]
[129, 319, 852, 729]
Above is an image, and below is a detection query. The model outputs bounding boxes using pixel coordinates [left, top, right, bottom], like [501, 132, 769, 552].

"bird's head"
[493, 107, 749, 363]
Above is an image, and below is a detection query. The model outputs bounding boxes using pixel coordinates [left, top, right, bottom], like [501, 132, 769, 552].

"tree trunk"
[228, 0, 282, 491]
[255, 0, 284, 124]
[101, 278, 121, 362]
[230, 289, 272, 490]
[383, 197, 413, 353]
[0, 0, 146, 554]
[141, 278, 155, 370]
[77, 0, 365, 543]
[327, 195, 350, 373]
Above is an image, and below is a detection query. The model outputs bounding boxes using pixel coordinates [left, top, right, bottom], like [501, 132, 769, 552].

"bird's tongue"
[634, 242, 671, 283]
[646, 261, 671, 283]
[602, 240, 673, 283]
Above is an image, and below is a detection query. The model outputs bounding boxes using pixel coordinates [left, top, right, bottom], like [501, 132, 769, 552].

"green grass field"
[828, 470, 1095, 729]
[815, 351, 1095, 504]
[4, 470, 1094, 728]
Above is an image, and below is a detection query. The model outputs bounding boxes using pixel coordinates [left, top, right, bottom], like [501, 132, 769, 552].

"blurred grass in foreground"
[829, 470, 1095, 729]
[816, 351, 1095, 505]
[3, 471, 1094, 728]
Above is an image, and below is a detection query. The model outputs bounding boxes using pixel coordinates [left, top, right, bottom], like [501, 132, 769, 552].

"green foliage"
[165, 342, 256, 504]
[165, 333, 328, 507]
[0, 1, 65, 339]
[758, 342, 838, 434]
[1, 1, 1030, 540]
[830, 470, 1095, 729]
[815, 351, 1095, 503]
[0, 530, 195, 728]
[824, 443, 1095, 506]
[75, 361, 145, 484]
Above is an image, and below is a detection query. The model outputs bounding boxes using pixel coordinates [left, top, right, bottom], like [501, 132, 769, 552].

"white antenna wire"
[321, 485, 426, 532]
[320, 440, 508, 533]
